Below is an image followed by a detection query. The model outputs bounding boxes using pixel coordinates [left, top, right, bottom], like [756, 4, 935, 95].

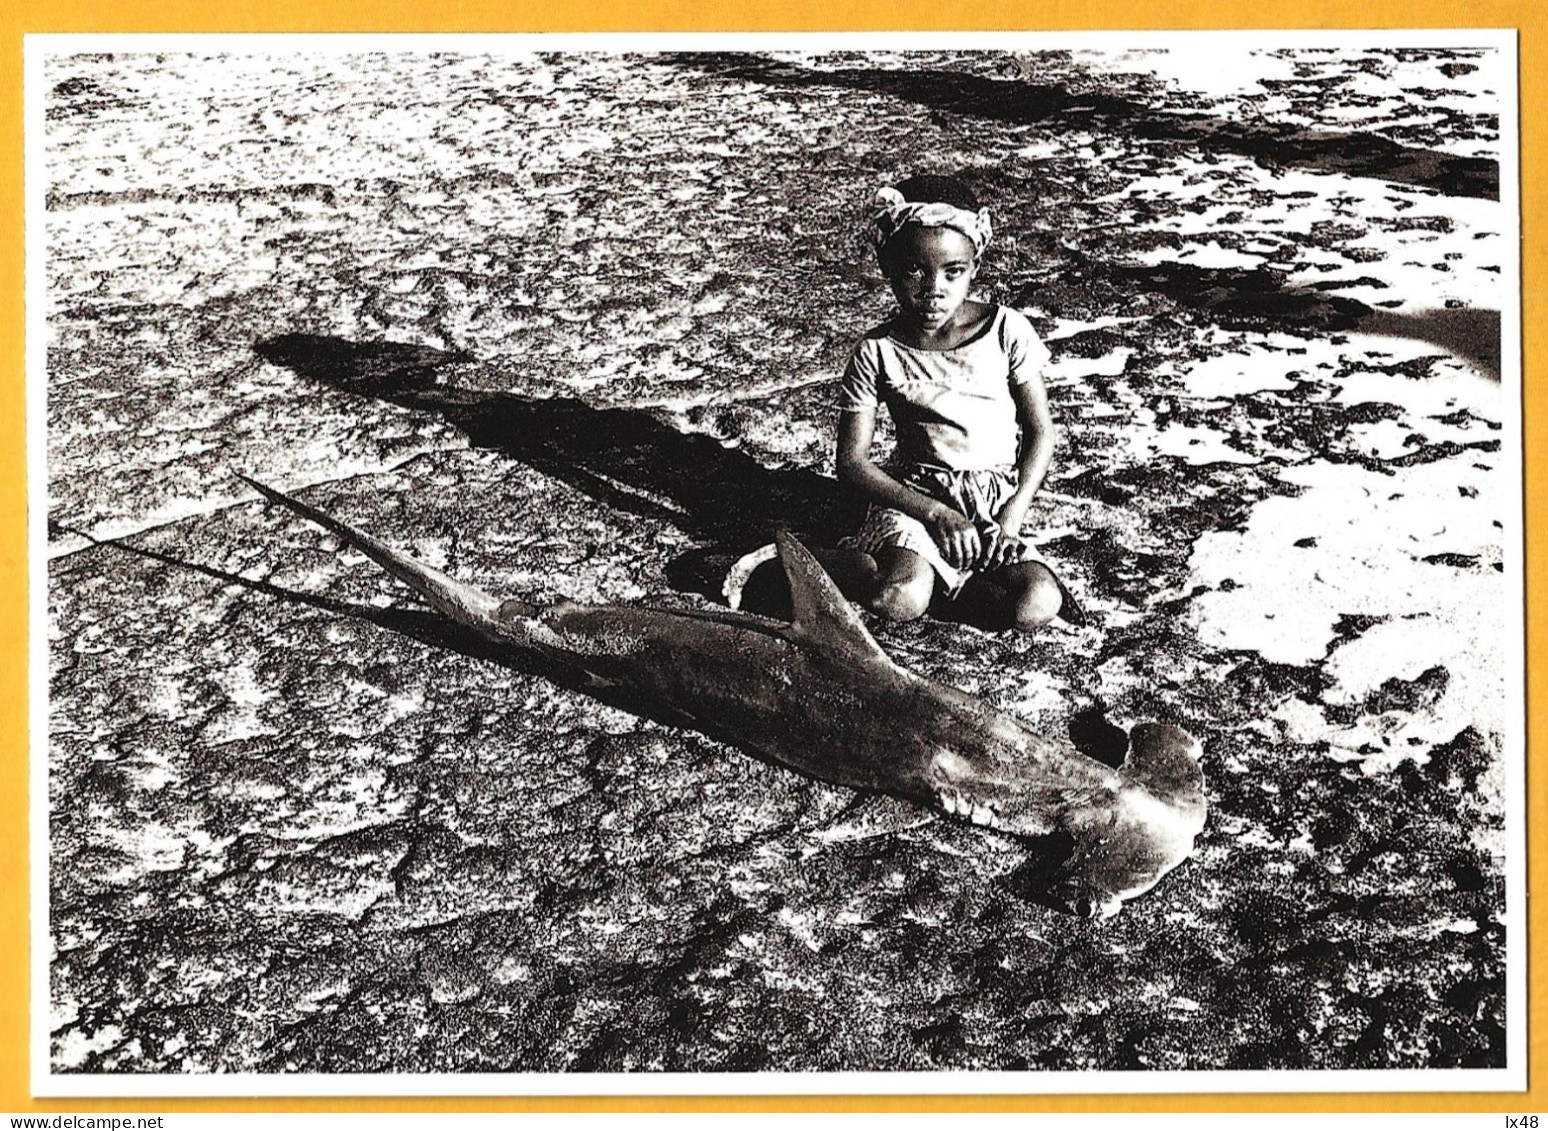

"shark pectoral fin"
[774, 529, 890, 661]
[809, 794, 936, 845]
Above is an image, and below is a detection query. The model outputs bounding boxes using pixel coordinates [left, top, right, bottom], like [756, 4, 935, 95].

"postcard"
[28, 30, 1524, 1096]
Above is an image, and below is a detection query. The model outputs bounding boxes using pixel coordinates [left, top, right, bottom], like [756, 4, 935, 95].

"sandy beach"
[40, 42, 1516, 1080]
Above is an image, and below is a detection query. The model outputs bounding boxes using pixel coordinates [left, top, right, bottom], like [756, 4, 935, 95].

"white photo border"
[26, 27, 1525, 1097]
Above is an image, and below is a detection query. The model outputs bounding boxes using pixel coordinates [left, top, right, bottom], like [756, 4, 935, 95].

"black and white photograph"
[29, 32, 1524, 1093]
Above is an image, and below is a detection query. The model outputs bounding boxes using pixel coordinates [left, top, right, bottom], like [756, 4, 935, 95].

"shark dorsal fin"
[775, 530, 890, 661]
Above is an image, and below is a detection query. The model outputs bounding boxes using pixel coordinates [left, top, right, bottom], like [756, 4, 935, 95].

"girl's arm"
[837, 407, 982, 569]
[989, 372, 1057, 560]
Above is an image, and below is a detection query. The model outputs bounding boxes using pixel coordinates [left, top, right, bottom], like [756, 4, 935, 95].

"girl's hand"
[926, 505, 981, 569]
[994, 498, 1030, 542]
[980, 499, 1032, 570]
[978, 523, 1023, 571]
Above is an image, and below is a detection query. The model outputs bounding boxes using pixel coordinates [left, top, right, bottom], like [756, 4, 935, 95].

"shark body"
[239, 474, 1207, 917]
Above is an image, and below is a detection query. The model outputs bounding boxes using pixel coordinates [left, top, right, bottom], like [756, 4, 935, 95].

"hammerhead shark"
[237, 474, 1207, 918]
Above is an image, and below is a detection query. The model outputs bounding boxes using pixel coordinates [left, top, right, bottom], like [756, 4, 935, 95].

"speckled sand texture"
[45, 46, 1512, 1076]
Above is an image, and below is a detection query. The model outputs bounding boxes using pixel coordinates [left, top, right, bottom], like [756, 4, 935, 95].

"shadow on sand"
[1017, 260, 1502, 380]
[1357, 307, 1502, 379]
[669, 55, 1498, 200]
[255, 334, 864, 599]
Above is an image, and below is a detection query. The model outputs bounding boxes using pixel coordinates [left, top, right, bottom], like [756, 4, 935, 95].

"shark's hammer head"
[1051, 722, 1208, 919]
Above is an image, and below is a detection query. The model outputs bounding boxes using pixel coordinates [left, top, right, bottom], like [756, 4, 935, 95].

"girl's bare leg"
[806, 546, 880, 605]
[737, 546, 931, 620]
[866, 547, 935, 622]
[968, 560, 1063, 632]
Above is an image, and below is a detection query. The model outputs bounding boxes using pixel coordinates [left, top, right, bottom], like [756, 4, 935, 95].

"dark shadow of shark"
[251, 334, 856, 549]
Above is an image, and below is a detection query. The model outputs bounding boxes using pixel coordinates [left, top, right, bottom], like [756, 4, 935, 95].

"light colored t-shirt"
[837, 305, 1052, 471]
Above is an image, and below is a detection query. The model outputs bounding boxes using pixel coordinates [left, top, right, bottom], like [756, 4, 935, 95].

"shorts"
[841, 465, 1054, 596]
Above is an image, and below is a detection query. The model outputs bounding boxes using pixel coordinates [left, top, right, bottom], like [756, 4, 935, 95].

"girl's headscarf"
[869, 186, 992, 257]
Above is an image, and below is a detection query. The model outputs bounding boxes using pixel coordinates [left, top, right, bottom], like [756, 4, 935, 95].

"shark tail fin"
[235, 473, 505, 630]
[774, 530, 889, 661]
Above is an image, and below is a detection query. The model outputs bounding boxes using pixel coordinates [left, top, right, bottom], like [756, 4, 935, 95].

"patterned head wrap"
[869, 185, 993, 257]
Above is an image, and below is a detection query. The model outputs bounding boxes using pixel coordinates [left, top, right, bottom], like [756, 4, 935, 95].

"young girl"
[834, 173, 1070, 632]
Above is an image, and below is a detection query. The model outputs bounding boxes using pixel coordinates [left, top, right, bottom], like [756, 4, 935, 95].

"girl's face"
[881, 225, 979, 332]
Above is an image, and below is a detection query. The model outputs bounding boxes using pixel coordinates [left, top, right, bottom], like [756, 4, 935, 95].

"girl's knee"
[1009, 569, 1063, 632]
[866, 549, 933, 622]
[870, 577, 932, 622]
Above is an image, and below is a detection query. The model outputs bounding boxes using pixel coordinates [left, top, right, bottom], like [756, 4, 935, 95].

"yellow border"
[4, 0, 1539, 1114]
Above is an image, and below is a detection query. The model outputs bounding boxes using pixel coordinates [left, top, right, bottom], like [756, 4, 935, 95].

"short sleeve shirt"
[837, 306, 1051, 471]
